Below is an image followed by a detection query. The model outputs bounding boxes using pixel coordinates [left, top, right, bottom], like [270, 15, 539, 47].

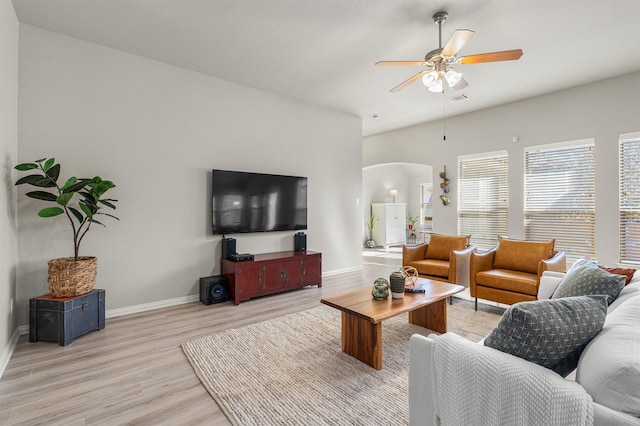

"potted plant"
[15, 157, 118, 297]
[366, 214, 378, 248]
[407, 213, 419, 230]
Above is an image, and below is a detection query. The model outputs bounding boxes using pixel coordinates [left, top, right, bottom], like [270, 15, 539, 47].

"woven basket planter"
[47, 256, 97, 297]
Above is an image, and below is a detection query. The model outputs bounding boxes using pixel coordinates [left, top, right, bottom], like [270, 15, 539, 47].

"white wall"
[363, 72, 640, 265]
[16, 25, 363, 325]
[0, 1, 19, 371]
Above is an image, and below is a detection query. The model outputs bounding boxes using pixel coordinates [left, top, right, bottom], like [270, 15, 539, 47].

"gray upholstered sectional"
[409, 261, 640, 425]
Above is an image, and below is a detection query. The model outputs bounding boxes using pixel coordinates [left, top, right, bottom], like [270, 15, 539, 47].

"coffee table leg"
[341, 312, 382, 370]
[408, 298, 447, 333]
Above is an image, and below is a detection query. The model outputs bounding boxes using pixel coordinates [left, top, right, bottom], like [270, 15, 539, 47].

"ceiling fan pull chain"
[443, 99, 447, 141]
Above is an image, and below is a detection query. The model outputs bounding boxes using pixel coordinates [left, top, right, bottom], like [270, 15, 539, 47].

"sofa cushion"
[598, 265, 636, 285]
[493, 237, 554, 274]
[424, 234, 469, 261]
[407, 259, 449, 278]
[577, 294, 640, 417]
[475, 269, 538, 296]
[552, 262, 625, 305]
[484, 295, 607, 377]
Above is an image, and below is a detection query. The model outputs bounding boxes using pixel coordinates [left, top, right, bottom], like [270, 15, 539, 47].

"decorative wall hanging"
[439, 166, 451, 206]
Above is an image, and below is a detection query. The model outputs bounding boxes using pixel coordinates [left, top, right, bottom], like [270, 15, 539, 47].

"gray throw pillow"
[552, 262, 625, 305]
[484, 295, 607, 377]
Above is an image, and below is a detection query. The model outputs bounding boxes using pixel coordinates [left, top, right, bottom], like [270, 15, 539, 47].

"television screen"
[212, 169, 308, 235]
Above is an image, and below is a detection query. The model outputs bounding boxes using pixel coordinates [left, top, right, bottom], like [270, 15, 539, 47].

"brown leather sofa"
[402, 233, 476, 287]
[470, 237, 566, 310]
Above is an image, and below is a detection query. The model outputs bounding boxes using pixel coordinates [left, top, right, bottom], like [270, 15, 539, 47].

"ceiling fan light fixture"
[445, 68, 462, 87]
[428, 79, 443, 93]
[422, 70, 439, 88]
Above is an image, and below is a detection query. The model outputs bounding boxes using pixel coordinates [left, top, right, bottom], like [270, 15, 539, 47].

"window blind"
[524, 141, 595, 262]
[458, 152, 508, 250]
[620, 134, 640, 264]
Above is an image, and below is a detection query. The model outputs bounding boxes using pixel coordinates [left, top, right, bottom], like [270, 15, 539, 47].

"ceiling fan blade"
[441, 29, 475, 57]
[376, 61, 427, 66]
[453, 77, 468, 90]
[390, 71, 428, 92]
[459, 49, 523, 64]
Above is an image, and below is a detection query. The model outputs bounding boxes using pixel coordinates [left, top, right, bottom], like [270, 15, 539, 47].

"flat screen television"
[211, 169, 308, 235]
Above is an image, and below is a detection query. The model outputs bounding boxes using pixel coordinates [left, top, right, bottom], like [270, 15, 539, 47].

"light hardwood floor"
[1, 258, 403, 425]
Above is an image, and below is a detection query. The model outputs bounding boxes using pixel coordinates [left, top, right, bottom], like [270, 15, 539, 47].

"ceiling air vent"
[448, 93, 470, 102]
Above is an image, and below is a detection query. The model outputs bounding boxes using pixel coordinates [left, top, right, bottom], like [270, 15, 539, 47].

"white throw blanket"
[432, 332, 593, 426]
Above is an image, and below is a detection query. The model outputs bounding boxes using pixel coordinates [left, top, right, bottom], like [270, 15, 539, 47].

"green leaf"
[89, 218, 105, 226]
[80, 192, 97, 206]
[15, 174, 45, 186]
[69, 207, 84, 223]
[56, 193, 74, 206]
[45, 163, 60, 183]
[79, 202, 93, 219]
[14, 163, 38, 171]
[34, 158, 46, 163]
[25, 191, 57, 202]
[62, 180, 87, 193]
[35, 177, 57, 188]
[97, 212, 119, 221]
[43, 158, 55, 172]
[98, 199, 117, 209]
[60, 177, 77, 191]
[37, 207, 64, 217]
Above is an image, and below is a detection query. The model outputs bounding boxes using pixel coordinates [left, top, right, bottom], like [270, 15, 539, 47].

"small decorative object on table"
[389, 271, 405, 298]
[402, 266, 419, 287]
[371, 278, 390, 300]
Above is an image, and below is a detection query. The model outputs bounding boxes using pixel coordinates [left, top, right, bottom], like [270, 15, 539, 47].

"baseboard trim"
[0, 327, 22, 379]
[105, 294, 200, 319]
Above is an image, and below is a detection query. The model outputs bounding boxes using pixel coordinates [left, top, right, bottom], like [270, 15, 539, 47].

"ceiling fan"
[376, 11, 523, 93]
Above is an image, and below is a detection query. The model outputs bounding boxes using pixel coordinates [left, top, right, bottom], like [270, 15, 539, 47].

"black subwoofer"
[199, 275, 229, 305]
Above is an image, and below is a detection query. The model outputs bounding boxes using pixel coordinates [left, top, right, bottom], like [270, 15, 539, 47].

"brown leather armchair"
[470, 237, 566, 310]
[402, 233, 476, 287]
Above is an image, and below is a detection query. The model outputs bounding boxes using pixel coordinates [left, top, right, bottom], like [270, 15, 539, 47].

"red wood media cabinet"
[222, 250, 322, 305]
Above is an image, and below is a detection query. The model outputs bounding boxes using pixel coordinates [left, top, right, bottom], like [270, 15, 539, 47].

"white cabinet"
[371, 203, 406, 248]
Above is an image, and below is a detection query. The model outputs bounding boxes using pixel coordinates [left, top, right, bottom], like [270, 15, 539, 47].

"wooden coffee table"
[320, 278, 464, 370]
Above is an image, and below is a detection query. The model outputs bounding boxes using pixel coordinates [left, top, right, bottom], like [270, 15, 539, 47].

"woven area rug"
[181, 299, 503, 426]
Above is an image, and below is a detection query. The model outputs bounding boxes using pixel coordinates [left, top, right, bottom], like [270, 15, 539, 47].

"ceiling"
[11, 0, 640, 137]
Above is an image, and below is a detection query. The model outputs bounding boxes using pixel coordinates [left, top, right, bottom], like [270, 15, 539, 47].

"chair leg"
[449, 296, 452, 305]
[475, 297, 478, 311]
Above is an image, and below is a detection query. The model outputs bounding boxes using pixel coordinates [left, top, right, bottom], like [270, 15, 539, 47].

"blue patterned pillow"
[484, 295, 607, 377]
[552, 262, 625, 305]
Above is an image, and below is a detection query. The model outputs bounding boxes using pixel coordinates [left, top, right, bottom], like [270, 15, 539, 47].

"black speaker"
[221, 237, 237, 259]
[294, 232, 307, 251]
[199, 275, 229, 305]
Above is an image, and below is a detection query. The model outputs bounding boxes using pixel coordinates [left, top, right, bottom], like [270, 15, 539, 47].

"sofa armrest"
[450, 245, 477, 287]
[538, 271, 565, 299]
[424, 332, 594, 425]
[409, 334, 437, 426]
[469, 246, 497, 296]
[403, 243, 428, 265]
[539, 250, 567, 275]
[594, 403, 640, 426]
